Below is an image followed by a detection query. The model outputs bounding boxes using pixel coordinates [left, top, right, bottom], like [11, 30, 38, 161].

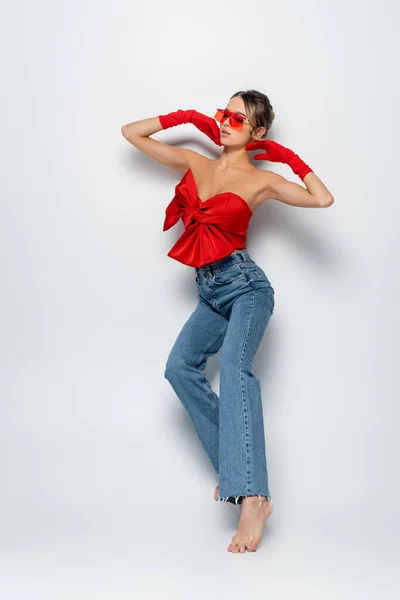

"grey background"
[1, 0, 398, 597]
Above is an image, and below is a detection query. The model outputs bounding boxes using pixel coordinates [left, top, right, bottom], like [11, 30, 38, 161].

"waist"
[195, 249, 251, 274]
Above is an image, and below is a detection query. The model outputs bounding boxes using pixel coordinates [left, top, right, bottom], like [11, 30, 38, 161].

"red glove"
[245, 139, 313, 181]
[158, 109, 222, 146]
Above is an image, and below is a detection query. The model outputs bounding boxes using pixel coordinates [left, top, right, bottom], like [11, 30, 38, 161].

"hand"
[245, 139, 313, 181]
[244, 139, 290, 162]
[190, 110, 221, 146]
[158, 109, 221, 146]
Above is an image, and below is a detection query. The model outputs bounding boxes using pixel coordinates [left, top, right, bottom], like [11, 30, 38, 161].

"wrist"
[158, 109, 195, 129]
[285, 148, 312, 180]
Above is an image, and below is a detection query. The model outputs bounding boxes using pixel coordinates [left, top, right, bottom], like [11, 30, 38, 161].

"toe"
[245, 541, 254, 552]
[214, 485, 219, 501]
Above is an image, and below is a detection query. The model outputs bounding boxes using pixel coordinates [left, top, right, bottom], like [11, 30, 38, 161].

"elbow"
[121, 125, 138, 142]
[121, 124, 136, 138]
[320, 196, 334, 208]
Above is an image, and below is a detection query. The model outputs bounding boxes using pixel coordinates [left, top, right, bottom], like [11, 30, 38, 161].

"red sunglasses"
[214, 108, 250, 130]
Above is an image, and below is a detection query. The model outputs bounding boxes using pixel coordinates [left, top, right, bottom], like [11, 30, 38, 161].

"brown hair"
[230, 89, 275, 139]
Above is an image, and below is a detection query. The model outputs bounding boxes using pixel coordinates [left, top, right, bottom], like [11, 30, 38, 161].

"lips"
[221, 129, 230, 135]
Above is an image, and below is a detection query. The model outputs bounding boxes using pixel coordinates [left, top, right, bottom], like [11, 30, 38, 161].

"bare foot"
[214, 485, 219, 501]
[227, 495, 272, 553]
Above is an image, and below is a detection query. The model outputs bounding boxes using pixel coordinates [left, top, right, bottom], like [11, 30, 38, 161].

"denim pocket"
[239, 263, 274, 292]
[254, 268, 268, 281]
[212, 264, 246, 285]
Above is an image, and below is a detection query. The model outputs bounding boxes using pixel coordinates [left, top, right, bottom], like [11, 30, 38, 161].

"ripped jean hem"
[218, 494, 273, 507]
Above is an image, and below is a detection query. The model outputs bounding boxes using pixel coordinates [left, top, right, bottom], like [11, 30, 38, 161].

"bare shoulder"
[173, 149, 213, 175]
[247, 169, 285, 211]
[255, 170, 287, 203]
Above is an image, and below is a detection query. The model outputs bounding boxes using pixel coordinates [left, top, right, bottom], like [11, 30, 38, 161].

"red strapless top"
[163, 168, 253, 267]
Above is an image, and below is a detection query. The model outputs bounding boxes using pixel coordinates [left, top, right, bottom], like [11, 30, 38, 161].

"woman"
[121, 89, 334, 553]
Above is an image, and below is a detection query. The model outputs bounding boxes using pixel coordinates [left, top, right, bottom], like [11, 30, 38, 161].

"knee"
[219, 351, 251, 374]
[218, 351, 240, 372]
[164, 355, 185, 381]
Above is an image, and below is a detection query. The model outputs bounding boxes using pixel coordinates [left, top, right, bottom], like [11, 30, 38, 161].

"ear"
[255, 126, 266, 138]
[250, 126, 266, 140]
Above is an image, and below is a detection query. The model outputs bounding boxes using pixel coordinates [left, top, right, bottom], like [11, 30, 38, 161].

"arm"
[263, 171, 334, 208]
[121, 117, 199, 174]
[246, 139, 334, 208]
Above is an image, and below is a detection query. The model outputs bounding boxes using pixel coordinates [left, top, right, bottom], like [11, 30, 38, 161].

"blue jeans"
[164, 249, 275, 506]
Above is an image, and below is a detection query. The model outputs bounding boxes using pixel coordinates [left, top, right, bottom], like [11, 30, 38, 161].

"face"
[215, 96, 265, 147]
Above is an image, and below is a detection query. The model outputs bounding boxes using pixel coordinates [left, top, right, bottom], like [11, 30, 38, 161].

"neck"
[215, 145, 252, 170]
